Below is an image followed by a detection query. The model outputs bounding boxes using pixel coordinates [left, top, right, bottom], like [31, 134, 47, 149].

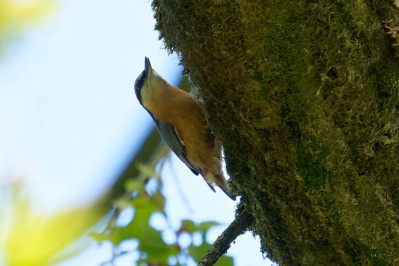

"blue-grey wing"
[153, 118, 200, 176]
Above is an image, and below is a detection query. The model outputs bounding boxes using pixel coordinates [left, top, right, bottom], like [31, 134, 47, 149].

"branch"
[198, 209, 254, 266]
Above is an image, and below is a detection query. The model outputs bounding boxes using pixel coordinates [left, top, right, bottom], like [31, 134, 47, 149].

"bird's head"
[134, 57, 165, 109]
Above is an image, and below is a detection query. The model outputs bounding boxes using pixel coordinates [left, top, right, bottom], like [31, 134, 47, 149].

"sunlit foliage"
[0, 181, 102, 266]
[0, 0, 54, 54]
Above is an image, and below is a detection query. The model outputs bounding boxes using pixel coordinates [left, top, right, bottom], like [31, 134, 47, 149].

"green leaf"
[96, 198, 160, 244]
[124, 179, 145, 192]
[131, 197, 161, 219]
[89, 232, 107, 242]
[100, 226, 132, 245]
[188, 242, 234, 266]
[188, 242, 212, 262]
[112, 198, 133, 210]
[181, 220, 196, 233]
[152, 191, 166, 213]
[197, 221, 220, 234]
[136, 163, 157, 178]
[181, 220, 220, 235]
[139, 229, 179, 262]
[215, 255, 234, 266]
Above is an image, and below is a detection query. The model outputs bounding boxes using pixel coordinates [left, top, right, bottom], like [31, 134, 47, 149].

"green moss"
[152, 0, 399, 264]
[293, 141, 328, 189]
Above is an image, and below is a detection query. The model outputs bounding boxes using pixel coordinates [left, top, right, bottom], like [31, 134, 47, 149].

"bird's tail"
[215, 173, 236, 201]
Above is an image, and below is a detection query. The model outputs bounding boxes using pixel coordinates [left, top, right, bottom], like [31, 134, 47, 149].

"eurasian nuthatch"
[134, 57, 234, 200]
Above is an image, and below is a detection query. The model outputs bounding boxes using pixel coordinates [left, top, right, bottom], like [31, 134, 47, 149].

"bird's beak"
[145, 57, 152, 77]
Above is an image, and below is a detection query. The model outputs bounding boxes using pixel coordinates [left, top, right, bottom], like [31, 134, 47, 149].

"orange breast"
[150, 82, 219, 175]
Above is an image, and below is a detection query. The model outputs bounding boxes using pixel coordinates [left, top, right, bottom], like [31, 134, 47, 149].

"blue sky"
[0, 0, 271, 265]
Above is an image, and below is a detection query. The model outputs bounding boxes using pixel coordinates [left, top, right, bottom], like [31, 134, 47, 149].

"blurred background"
[0, 0, 270, 265]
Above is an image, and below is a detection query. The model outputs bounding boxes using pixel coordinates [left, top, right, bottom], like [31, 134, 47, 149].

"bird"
[134, 57, 235, 200]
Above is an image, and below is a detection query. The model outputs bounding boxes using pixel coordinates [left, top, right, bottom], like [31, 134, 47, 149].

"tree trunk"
[152, 0, 399, 264]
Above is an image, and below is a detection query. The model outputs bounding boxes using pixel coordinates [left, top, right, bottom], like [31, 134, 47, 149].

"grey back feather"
[154, 118, 201, 176]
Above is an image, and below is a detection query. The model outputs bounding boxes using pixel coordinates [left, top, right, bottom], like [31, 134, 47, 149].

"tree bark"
[152, 0, 399, 264]
[199, 209, 253, 266]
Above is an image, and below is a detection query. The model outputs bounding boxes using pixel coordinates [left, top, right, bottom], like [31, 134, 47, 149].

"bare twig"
[198, 209, 254, 266]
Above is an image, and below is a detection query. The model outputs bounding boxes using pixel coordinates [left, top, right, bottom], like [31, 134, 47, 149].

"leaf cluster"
[91, 165, 233, 266]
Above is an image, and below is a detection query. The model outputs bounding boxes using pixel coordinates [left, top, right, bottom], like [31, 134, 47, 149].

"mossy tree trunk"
[152, 1, 399, 264]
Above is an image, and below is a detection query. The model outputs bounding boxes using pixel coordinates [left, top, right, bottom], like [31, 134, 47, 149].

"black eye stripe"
[134, 70, 146, 105]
